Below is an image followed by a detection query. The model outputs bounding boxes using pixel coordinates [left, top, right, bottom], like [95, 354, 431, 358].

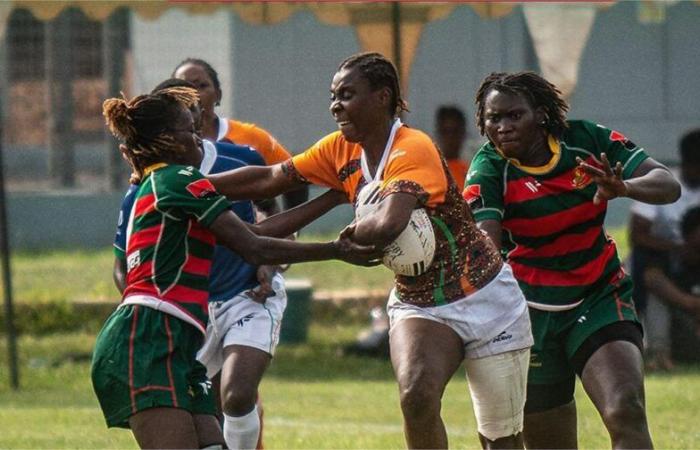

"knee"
[221, 384, 258, 416]
[600, 385, 647, 431]
[397, 373, 443, 420]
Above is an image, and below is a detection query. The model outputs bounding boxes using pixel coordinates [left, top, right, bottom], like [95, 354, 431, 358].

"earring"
[540, 120, 547, 126]
[215, 101, 220, 106]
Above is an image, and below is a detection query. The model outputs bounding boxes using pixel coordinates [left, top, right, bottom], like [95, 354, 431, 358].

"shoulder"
[396, 126, 436, 149]
[214, 141, 265, 165]
[230, 119, 273, 139]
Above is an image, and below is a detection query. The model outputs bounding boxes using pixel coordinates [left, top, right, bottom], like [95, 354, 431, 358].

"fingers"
[576, 156, 606, 178]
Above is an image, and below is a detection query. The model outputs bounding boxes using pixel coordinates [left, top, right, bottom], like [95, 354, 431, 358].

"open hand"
[576, 153, 628, 205]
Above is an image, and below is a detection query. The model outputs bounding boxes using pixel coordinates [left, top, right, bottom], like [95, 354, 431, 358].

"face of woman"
[329, 66, 389, 144]
[168, 108, 203, 167]
[483, 89, 546, 161]
[174, 63, 221, 116]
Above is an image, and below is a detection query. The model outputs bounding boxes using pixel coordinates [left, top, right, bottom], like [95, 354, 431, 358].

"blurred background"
[0, 0, 699, 250]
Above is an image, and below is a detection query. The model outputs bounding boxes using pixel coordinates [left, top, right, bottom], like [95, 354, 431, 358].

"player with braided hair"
[465, 71, 680, 449]
[92, 88, 379, 449]
[208, 52, 533, 449]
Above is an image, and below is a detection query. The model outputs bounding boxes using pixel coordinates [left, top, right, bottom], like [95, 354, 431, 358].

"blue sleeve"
[214, 142, 265, 168]
[113, 184, 138, 259]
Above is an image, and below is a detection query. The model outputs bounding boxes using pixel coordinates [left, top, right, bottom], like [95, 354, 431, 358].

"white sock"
[223, 406, 260, 450]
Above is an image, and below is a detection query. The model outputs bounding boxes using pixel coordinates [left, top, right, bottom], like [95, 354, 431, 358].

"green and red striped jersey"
[464, 120, 648, 307]
[123, 163, 230, 331]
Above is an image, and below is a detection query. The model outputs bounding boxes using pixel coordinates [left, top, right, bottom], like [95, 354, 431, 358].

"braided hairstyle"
[338, 52, 409, 116]
[103, 87, 199, 184]
[475, 71, 569, 139]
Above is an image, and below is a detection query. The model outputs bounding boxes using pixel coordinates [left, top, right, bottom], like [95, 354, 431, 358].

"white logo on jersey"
[178, 166, 195, 176]
[525, 181, 540, 193]
[199, 380, 212, 396]
[467, 170, 478, 181]
[126, 250, 141, 272]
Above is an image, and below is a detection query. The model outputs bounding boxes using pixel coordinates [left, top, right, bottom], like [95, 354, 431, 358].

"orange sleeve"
[447, 159, 469, 189]
[381, 130, 448, 208]
[289, 133, 345, 191]
[226, 121, 292, 165]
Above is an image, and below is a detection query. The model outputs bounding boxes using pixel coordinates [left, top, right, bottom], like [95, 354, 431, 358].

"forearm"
[209, 165, 294, 201]
[254, 189, 345, 238]
[645, 267, 697, 310]
[246, 237, 339, 266]
[625, 168, 681, 205]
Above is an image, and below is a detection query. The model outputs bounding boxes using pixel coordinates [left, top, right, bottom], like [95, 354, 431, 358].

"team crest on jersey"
[609, 130, 637, 151]
[571, 166, 592, 189]
[463, 184, 483, 210]
[186, 178, 218, 198]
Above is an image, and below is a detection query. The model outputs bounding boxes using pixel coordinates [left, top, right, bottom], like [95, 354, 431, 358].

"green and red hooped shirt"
[123, 163, 230, 333]
[465, 120, 648, 308]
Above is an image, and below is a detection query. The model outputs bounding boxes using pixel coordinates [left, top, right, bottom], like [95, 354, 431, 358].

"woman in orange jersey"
[209, 52, 533, 450]
[172, 58, 308, 211]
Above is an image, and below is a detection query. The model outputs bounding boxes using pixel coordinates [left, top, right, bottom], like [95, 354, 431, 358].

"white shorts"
[197, 273, 287, 379]
[387, 263, 533, 359]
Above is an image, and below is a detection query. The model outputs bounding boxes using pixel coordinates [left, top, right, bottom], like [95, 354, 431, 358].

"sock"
[223, 406, 260, 450]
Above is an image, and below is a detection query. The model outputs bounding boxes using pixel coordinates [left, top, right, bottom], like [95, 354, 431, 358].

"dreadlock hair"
[172, 58, 222, 94]
[338, 52, 409, 116]
[103, 87, 199, 184]
[474, 71, 569, 139]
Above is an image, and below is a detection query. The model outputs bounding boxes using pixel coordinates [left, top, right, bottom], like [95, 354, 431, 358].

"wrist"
[621, 180, 632, 198]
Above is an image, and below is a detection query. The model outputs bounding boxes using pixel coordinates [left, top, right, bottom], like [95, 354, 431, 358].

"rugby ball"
[355, 181, 436, 277]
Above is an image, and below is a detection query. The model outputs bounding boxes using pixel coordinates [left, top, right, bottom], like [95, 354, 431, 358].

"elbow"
[668, 179, 681, 203]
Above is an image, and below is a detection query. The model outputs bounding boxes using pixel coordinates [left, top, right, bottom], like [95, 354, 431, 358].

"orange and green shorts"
[91, 304, 216, 428]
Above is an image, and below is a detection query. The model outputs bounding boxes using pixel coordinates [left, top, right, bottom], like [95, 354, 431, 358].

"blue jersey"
[114, 140, 265, 302]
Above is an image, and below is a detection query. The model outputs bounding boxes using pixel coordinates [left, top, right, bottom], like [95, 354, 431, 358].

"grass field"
[1, 323, 700, 449]
[8, 228, 628, 304]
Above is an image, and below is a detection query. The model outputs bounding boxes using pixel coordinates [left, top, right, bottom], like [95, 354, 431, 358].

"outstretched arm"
[208, 163, 302, 201]
[251, 189, 348, 238]
[577, 155, 680, 205]
[209, 209, 380, 267]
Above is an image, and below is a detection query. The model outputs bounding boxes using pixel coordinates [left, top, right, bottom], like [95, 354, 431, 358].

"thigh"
[129, 407, 198, 449]
[221, 344, 271, 395]
[193, 413, 225, 448]
[465, 348, 530, 441]
[390, 317, 464, 392]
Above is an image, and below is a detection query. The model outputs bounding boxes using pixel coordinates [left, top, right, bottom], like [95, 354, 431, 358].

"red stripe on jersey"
[162, 285, 209, 311]
[188, 223, 216, 245]
[126, 260, 154, 285]
[505, 157, 596, 204]
[128, 224, 163, 253]
[509, 225, 602, 259]
[182, 255, 212, 277]
[134, 193, 156, 218]
[510, 241, 616, 287]
[503, 200, 606, 237]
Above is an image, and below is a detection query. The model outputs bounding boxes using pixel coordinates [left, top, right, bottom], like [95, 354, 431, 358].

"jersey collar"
[143, 163, 168, 177]
[498, 135, 561, 175]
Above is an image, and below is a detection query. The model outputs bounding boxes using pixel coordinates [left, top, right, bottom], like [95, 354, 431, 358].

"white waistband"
[527, 298, 584, 312]
[121, 294, 206, 335]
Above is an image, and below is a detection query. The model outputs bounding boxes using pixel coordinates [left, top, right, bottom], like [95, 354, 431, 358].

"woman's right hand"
[334, 226, 383, 266]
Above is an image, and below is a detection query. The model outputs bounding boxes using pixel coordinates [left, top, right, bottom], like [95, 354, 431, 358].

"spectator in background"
[435, 105, 470, 188]
[629, 128, 700, 370]
[644, 206, 700, 364]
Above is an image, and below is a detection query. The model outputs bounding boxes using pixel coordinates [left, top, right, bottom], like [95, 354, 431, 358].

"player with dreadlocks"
[208, 52, 534, 449]
[465, 71, 680, 449]
[91, 87, 379, 449]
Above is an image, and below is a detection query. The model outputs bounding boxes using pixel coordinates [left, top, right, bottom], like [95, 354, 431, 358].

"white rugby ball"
[355, 181, 436, 277]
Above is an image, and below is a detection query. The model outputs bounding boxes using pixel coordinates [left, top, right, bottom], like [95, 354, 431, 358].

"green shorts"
[91, 304, 216, 428]
[527, 273, 640, 385]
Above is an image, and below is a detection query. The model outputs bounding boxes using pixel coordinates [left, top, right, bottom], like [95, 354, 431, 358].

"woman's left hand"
[576, 153, 628, 205]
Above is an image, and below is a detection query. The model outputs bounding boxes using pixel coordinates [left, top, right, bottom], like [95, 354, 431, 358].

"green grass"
[1, 323, 699, 449]
[8, 228, 629, 305]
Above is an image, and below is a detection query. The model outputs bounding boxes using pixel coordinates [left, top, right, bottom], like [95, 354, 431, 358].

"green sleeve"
[586, 121, 649, 179]
[154, 166, 230, 228]
[464, 148, 505, 222]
